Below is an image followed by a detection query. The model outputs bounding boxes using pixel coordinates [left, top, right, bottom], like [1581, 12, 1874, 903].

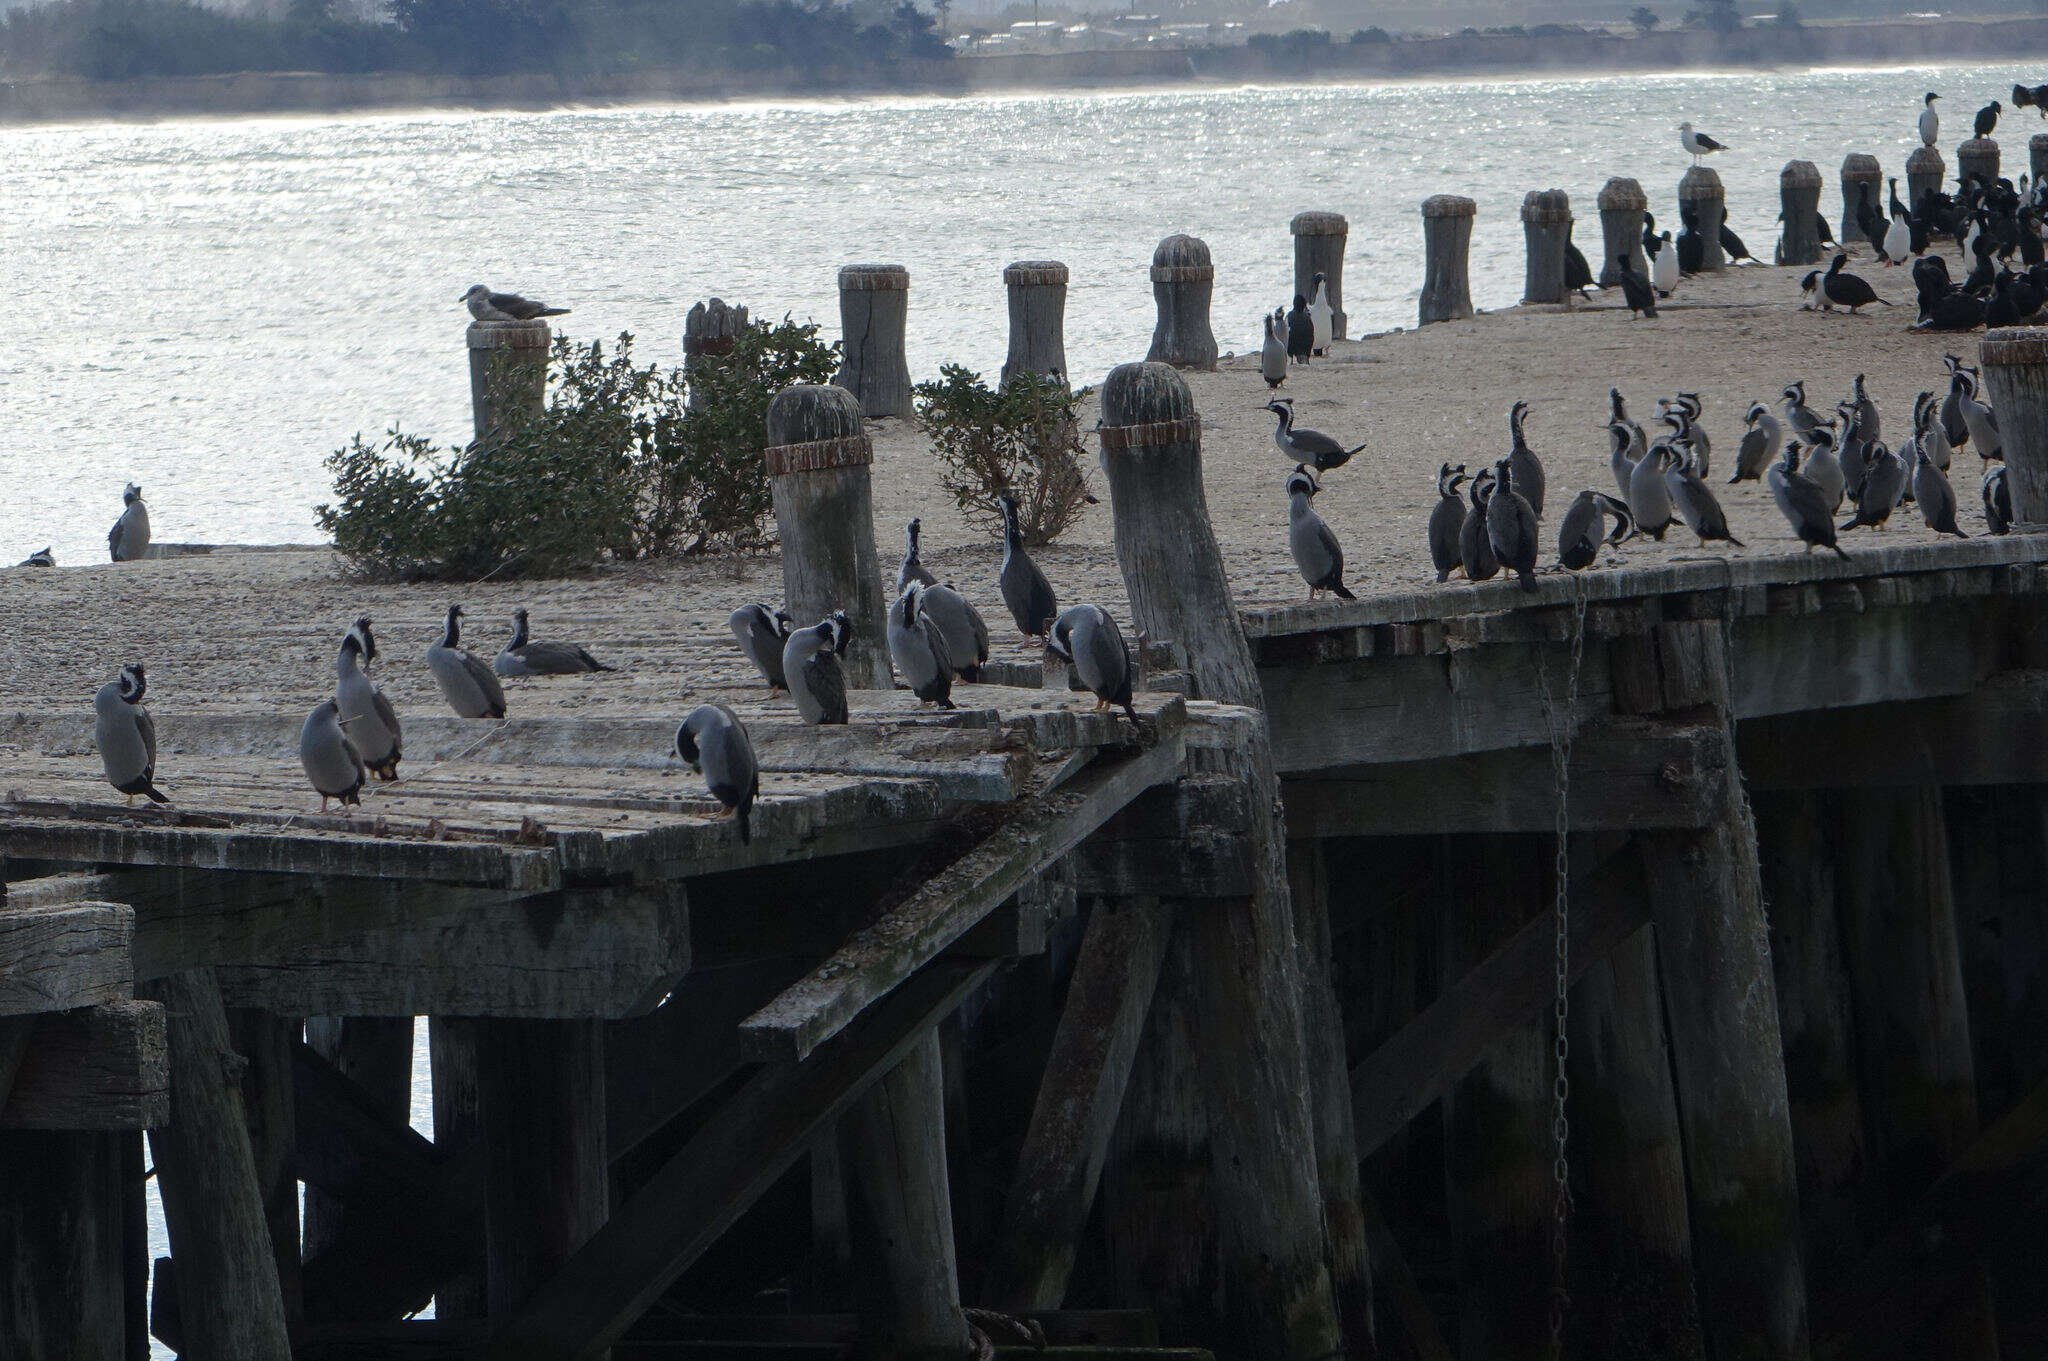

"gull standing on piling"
[425, 604, 507, 720]
[997, 491, 1058, 643]
[782, 613, 851, 726]
[888, 583, 957, 710]
[1679, 122, 1727, 166]
[1557, 489, 1634, 571]
[1430, 463, 1468, 582]
[918, 582, 989, 681]
[1921, 92, 1941, 146]
[461, 284, 571, 321]
[675, 703, 759, 844]
[1047, 604, 1139, 719]
[1264, 398, 1365, 473]
[1285, 466, 1355, 600]
[896, 518, 937, 594]
[335, 622, 401, 782]
[730, 604, 794, 693]
[299, 699, 367, 813]
[95, 664, 167, 805]
[494, 609, 614, 676]
[108, 483, 150, 562]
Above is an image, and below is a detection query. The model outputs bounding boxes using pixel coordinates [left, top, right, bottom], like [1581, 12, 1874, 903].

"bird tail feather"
[1330, 581, 1357, 600]
[143, 783, 170, 805]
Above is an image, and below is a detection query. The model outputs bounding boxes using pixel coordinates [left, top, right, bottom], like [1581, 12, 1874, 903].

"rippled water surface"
[6, 60, 2048, 564]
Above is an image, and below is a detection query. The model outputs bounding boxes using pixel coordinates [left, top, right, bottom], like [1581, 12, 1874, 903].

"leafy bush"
[1349, 26, 1392, 42]
[317, 321, 838, 581]
[912, 366, 1093, 547]
[1629, 5, 1660, 31]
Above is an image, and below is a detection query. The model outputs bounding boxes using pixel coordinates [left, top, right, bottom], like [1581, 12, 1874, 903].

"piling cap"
[1004, 260, 1069, 286]
[838, 263, 910, 291]
[1597, 177, 1647, 211]
[1290, 210, 1349, 236]
[1151, 233, 1214, 282]
[1906, 145, 1945, 173]
[1679, 165, 1724, 199]
[1960, 136, 2000, 153]
[1422, 194, 1477, 218]
[2033, 133, 2048, 153]
[766, 382, 865, 445]
[1980, 326, 2048, 367]
[1841, 153, 1881, 180]
[1520, 189, 1571, 223]
[1102, 361, 1196, 428]
[1780, 159, 1822, 189]
[466, 317, 552, 349]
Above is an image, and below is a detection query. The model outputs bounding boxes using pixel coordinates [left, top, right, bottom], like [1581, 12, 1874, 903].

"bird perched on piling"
[1047, 604, 1138, 720]
[1769, 443, 1849, 558]
[1615, 255, 1659, 319]
[1914, 443, 1968, 537]
[425, 604, 507, 720]
[461, 284, 570, 321]
[1822, 254, 1888, 313]
[1557, 489, 1633, 571]
[1921, 91, 1942, 146]
[998, 491, 1058, 643]
[781, 613, 850, 726]
[1261, 314, 1288, 389]
[1286, 467, 1355, 600]
[95, 664, 167, 805]
[1430, 463, 1468, 583]
[675, 703, 758, 844]
[1628, 441, 1679, 541]
[896, 518, 937, 594]
[1975, 100, 2003, 137]
[18, 547, 53, 568]
[1486, 458, 1540, 592]
[1264, 397, 1365, 474]
[108, 483, 150, 563]
[888, 583, 957, 710]
[494, 609, 614, 676]
[300, 700, 367, 813]
[1460, 469, 1500, 582]
[335, 622, 401, 782]
[1506, 400, 1547, 518]
[729, 604, 793, 693]
[1285, 295, 1314, 364]
[915, 583, 989, 682]
[1679, 122, 1726, 165]
[1984, 463, 2013, 534]
[1309, 272, 1334, 356]
[1651, 232, 1679, 297]
[1731, 402, 1783, 483]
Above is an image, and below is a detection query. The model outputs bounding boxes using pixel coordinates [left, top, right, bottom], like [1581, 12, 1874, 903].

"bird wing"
[1315, 517, 1346, 581]
[1291, 427, 1347, 458]
[371, 687, 402, 744]
[136, 706, 157, 776]
[462, 651, 508, 716]
[1697, 132, 1726, 151]
[805, 651, 848, 723]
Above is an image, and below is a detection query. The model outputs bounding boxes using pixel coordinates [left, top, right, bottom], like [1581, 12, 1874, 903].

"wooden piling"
[839, 1031, 975, 1358]
[1840, 154, 1882, 246]
[0, 1131, 130, 1361]
[1958, 136, 2001, 190]
[1291, 211, 1349, 340]
[1979, 327, 2048, 526]
[1096, 361, 1343, 1360]
[764, 383, 890, 688]
[477, 1019, 608, 1317]
[833, 264, 912, 419]
[430, 1016, 487, 1320]
[1778, 161, 1823, 266]
[1001, 260, 1070, 386]
[467, 317, 551, 443]
[140, 969, 292, 1361]
[303, 1015, 415, 1265]
[228, 1008, 302, 1327]
[2033, 134, 2048, 185]
[1419, 195, 1476, 325]
[1906, 147, 1945, 225]
[683, 297, 748, 411]
[1834, 785, 1996, 1357]
[1596, 176, 1648, 287]
[1144, 234, 1218, 371]
[1679, 166, 1727, 272]
[1520, 189, 1571, 304]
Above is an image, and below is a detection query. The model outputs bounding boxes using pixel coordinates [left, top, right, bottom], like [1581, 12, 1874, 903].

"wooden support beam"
[487, 959, 995, 1361]
[0, 1001, 168, 1131]
[428, 1017, 486, 1322]
[0, 900, 132, 1016]
[986, 897, 1173, 1310]
[1071, 777, 1255, 899]
[739, 739, 1184, 1062]
[216, 881, 689, 1018]
[0, 1130, 129, 1361]
[1740, 671, 2048, 789]
[1359, 1185, 1451, 1361]
[1283, 719, 1724, 838]
[141, 968, 292, 1361]
[303, 1015, 416, 1270]
[229, 1009, 302, 1329]
[1348, 841, 1651, 1159]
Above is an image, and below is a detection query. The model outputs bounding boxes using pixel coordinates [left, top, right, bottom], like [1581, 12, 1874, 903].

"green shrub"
[1349, 26, 1392, 42]
[912, 366, 1093, 547]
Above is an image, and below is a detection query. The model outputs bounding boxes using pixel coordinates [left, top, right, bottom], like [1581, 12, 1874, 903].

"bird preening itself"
[494, 609, 615, 677]
[336, 621, 401, 782]
[1265, 398, 1365, 474]
[109, 483, 150, 563]
[888, 582, 957, 710]
[1046, 604, 1138, 720]
[730, 604, 794, 693]
[675, 703, 759, 843]
[461, 284, 571, 322]
[300, 699, 367, 813]
[1679, 122, 1726, 166]
[95, 664, 168, 805]
[1285, 466, 1355, 601]
[1557, 490, 1633, 571]
[783, 612, 851, 726]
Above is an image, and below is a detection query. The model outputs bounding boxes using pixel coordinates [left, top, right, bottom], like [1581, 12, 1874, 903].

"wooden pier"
[8, 353, 2048, 1361]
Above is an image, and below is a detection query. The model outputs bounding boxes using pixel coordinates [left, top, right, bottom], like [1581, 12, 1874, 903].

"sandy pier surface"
[0, 256, 1993, 723]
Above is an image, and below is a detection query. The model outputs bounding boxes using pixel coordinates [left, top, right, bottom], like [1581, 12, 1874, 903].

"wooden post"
[431, 1016, 487, 1320]
[0, 1130, 130, 1361]
[839, 1031, 974, 1358]
[1441, 835, 1551, 1361]
[1906, 147, 1945, 227]
[763, 383, 890, 689]
[1419, 195, 1476, 325]
[1834, 785, 1996, 1357]
[1291, 211, 1348, 340]
[1778, 160, 1823, 266]
[1840, 154, 1882, 246]
[228, 1008, 302, 1327]
[303, 1015, 415, 1262]
[1097, 360, 1342, 1360]
[2032, 133, 2048, 185]
[1520, 189, 1570, 304]
[140, 969, 292, 1361]
[477, 1019, 608, 1317]
[1597, 176, 1648, 287]
[1001, 260, 1069, 386]
[1752, 790, 1867, 1283]
[833, 264, 912, 419]
[1979, 327, 2048, 527]
[683, 297, 748, 411]
[1679, 166, 1727, 272]
[467, 318, 550, 443]
[1958, 136, 2000, 191]
[1144, 234, 1218, 371]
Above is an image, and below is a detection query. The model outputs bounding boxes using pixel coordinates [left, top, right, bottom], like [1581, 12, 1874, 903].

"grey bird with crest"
[676, 703, 759, 844]
[336, 620, 401, 782]
[1664, 447, 1745, 548]
[1769, 443, 1849, 558]
[1486, 457, 1540, 591]
[1801, 426, 1847, 514]
[1558, 489, 1633, 570]
[1506, 400, 1546, 518]
[782, 613, 851, 726]
[461, 285, 570, 321]
[300, 699, 367, 812]
[1430, 463, 1468, 582]
[729, 604, 793, 693]
[1460, 469, 1500, 581]
[494, 609, 614, 677]
[95, 664, 167, 805]
[897, 518, 937, 594]
[109, 483, 150, 563]
[918, 583, 989, 681]
[1047, 604, 1138, 720]
[425, 604, 507, 720]
[998, 491, 1058, 642]
[888, 583, 957, 710]
[1731, 402, 1783, 483]
[1839, 443, 1907, 532]
[1263, 398, 1365, 474]
[1628, 441, 1678, 540]
[1286, 466, 1355, 599]
[1914, 442, 1968, 538]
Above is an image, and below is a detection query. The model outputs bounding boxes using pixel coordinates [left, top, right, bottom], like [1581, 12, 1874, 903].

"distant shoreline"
[6, 16, 2048, 124]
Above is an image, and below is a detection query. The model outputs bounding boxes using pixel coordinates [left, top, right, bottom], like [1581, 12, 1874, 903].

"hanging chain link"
[1533, 584, 1589, 1361]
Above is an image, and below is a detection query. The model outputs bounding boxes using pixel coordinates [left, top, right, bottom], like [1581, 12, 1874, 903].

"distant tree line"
[0, 0, 950, 80]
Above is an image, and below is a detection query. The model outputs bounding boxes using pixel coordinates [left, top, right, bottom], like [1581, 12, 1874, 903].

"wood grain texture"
[0, 1130, 128, 1361]
[1, 1001, 167, 1131]
[0, 900, 132, 1015]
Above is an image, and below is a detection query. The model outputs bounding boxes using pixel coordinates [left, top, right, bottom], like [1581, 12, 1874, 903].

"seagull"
[1679, 122, 1727, 166]
[1921, 92, 1941, 147]
[461, 284, 571, 322]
